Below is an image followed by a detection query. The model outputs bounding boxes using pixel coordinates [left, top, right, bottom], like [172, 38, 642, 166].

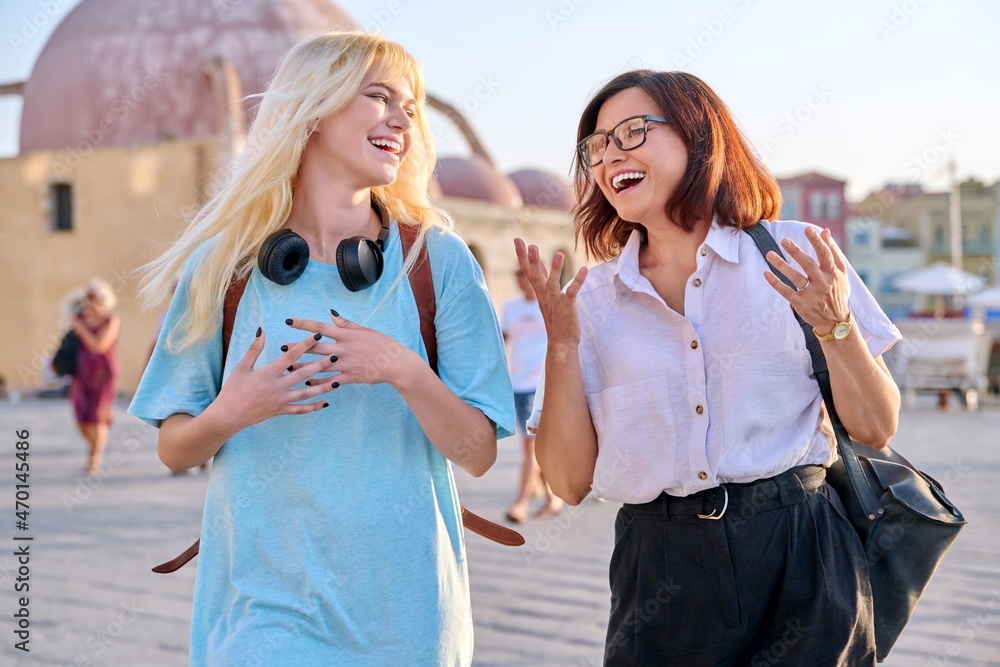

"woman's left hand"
[283, 311, 422, 388]
[763, 226, 850, 334]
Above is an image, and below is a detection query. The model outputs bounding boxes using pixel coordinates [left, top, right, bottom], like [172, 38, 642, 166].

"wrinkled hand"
[763, 226, 850, 335]
[214, 328, 337, 430]
[285, 310, 421, 387]
[514, 238, 588, 349]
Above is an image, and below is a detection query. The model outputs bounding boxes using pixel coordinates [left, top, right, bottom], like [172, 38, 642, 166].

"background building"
[856, 180, 999, 284]
[778, 171, 847, 246]
[843, 214, 924, 320]
[0, 0, 579, 394]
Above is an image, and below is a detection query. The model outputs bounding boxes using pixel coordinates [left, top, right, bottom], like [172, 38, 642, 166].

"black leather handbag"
[51, 330, 79, 377]
[745, 223, 966, 661]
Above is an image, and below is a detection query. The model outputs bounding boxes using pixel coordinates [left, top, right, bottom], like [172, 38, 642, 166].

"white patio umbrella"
[968, 285, 1000, 308]
[892, 262, 985, 295]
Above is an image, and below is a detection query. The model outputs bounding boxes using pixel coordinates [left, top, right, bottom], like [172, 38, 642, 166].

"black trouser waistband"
[622, 465, 826, 520]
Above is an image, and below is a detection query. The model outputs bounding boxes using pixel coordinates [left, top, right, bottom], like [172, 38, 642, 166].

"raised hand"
[514, 238, 588, 349]
[763, 226, 851, 334]
[284, 310, 422, 388]
[213, 327, 338, 429]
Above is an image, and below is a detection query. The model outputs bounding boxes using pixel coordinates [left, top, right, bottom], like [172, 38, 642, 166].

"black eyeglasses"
[578, 115, 668, 168]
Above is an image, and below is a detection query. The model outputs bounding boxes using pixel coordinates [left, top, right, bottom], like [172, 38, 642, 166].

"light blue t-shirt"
[128, 223, 515, 667]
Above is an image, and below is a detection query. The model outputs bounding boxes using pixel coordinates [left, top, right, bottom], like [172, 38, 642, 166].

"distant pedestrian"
[68, 278, 120, 475]
[502, 269, 562, 523]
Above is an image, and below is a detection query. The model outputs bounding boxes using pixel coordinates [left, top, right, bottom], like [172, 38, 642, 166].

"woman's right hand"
[514, 238, 588, 349]
[212, 327, 338, 431]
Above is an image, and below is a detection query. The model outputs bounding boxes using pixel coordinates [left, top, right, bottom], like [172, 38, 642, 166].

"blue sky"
[1, 0, 998, 200]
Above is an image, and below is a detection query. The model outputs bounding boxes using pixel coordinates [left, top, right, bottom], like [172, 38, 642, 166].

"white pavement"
[0, 397, 997, 666]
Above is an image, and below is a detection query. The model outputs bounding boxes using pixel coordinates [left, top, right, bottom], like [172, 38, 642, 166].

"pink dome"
[508, 168, 575, 210]
[435, 156, 522, 208]
[19, 0, 356, 153]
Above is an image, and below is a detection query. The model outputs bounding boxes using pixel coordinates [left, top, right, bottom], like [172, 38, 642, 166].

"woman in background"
[69, 278, 120, 475]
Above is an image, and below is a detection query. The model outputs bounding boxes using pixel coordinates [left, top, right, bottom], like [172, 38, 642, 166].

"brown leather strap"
[152, 504, 527, 573]
[461, 507, 525, 546]
[397, 224, 438, 373]
[152, 539, 200, 573]
[221, 273, 250, 363]
[154, 222, 521, 574]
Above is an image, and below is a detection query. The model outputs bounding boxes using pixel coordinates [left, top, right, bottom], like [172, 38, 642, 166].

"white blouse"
[527, 220, 901, 503]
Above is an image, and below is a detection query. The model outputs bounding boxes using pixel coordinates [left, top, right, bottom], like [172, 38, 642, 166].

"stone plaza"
[0, 396, 997, 666]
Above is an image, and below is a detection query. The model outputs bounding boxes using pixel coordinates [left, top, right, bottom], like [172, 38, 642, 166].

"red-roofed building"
[777, 172, 847, 246]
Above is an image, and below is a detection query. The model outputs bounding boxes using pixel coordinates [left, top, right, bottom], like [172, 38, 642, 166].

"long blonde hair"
[138, 31, 452, 350]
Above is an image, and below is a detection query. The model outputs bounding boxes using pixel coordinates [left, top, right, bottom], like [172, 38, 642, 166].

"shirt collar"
[614, 217, 742, 272]
[612, 229, 645, 298]
[701, 217, 740, 264]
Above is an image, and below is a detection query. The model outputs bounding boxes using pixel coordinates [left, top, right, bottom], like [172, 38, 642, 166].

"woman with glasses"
[129, 32, 513, 665]
[517, 70, 900, 665]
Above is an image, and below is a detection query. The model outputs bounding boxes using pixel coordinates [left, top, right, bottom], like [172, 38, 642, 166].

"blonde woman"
[129, 32, 514, 665]
[69, 278, 120, 474]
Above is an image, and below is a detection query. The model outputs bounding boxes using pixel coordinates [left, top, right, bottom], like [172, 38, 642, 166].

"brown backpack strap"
[151, 539, 200, 573]
[398, 223, 437, 373]
[221, 273, 250, 365]
[396, 226, 522, 547]
[153, 229, 520, 573]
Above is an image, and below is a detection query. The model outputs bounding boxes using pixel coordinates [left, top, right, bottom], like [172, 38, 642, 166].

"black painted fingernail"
[255, 327, 262, 338]
[285, 318, 293, 325]
[280, 344, 288, 352]
[322, 402, 329, 408]
[330, 309, 339, 317]
[331, 381, 340, 389]
[330, 355, 338, 363]
[286, 365, 293, 372]
[313, 332, 322, 341]
[305, 380, 311, 386]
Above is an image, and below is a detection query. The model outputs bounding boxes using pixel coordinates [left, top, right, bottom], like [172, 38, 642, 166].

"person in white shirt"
[501, 269, 562, 523]
[517, 70, 900, 666]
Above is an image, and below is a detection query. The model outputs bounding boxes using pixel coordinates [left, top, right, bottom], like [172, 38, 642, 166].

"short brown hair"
[573, 70, 781, 261]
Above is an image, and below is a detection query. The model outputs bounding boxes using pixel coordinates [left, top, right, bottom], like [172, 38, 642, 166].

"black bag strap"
[743, 222, 879, 518]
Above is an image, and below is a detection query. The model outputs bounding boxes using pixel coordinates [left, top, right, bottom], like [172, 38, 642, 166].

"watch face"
[833, 321, 851, 339]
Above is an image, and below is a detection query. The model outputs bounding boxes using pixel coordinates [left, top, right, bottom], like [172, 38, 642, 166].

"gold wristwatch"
[814, 312, 853, 342]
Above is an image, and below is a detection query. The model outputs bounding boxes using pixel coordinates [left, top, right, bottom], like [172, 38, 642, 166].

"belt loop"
[776, 468, 806, 507]
[661, 492, 671, 521]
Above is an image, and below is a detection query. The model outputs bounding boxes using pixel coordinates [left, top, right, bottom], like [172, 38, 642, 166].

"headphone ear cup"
[337, 237, 385, 292]
[258, 230, 310, 285]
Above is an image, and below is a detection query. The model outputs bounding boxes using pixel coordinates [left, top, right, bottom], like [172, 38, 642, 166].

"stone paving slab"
[0, 397, 997, 665]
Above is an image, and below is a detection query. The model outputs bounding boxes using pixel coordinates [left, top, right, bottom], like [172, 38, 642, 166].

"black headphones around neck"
[257, 198, 391, 291]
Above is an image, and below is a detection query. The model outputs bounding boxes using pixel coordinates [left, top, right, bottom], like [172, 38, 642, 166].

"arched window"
[49, 183, 73, 232]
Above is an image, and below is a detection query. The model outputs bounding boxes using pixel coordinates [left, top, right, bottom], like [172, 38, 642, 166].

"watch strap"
[814, 313, 852, 342]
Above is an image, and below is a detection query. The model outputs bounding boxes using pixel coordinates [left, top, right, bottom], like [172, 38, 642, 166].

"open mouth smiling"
[369, 137, 402, 155]
[611, 171, 646, 194]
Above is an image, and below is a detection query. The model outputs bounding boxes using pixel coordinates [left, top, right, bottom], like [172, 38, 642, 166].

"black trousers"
[603, 466, 876, 667]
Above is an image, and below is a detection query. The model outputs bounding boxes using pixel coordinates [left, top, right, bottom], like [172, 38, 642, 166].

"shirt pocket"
[587, 376, 678, 477]
[719, 350, 818, 464]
